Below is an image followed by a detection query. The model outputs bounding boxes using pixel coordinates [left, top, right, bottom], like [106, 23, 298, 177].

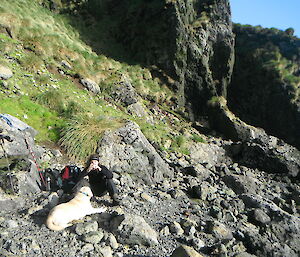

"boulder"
[188, 141, 230, 168]
[75, 221, 98, 236]
[0, 192, 25, 214]
[171, 245, 205, 257]
[0, 65, 13, 80]
[110, 213, 159, 246]
[207, 220, 233, 240]
[80, 78, 100, 94]
[0, 114, 40, 159]
[0, 159, 41, 196]
[222, 174, 260, 195]
[240, 193, 300, 256]
[97, 121, 173, 184]
[112, 81, 139, 106]
[209, 102, 300, 178]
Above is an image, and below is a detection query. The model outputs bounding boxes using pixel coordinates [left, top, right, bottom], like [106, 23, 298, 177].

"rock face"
[228, 24, 300, 149]
[97, 121, 173, 184]
[88, 0, 234, 116]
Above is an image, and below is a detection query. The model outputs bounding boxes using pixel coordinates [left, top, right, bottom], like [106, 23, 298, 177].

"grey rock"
[127, 102, 153, 124]
[234, 253, 257, 257]
[0, 160, 41, 196]
[61, 60, 72, 70]
[223, 174, 260, 195]
[210, 107, 300, 178]
[170, 245, 205, 257]
[97, 121, 173, 184]
[110, 213, 158, 246]
[81, 243, 94, 253]
[240, 194, 300, 256]
[192, 238, 205, 251]
[112, 81, 139, 106]
[2, 219, 18, 229]
[75, 221, 98, 236]
[82, 231, 104, 244]
[191, 181, 217, 200]
[0, 115, 40, 160]
[169, 221, 184, 236]
[95, 245, 113, 257]
[159, 225, 170, 236]
[0, 65, 13, 80]
[0, 194, 25, 214]
[207, 220, 233, 240]
[140, 192, 156, 203]
[250, 208, 271, 225]
[80, 78, 100, 94]
[0, 81, 9, 89]
[106, 233, 119, 249]
[188, 141, 230, 168]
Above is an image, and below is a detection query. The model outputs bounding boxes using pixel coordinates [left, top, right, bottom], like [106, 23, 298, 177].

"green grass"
[0, 96, 65, 142]
[191, 134, 206, 143]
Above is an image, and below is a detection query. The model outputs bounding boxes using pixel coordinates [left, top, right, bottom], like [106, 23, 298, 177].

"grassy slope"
[0, 0, 205, 160]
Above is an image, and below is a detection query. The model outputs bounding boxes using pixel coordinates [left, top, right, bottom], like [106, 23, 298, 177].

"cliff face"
[228, 24, 300, 149]
[171, 0, 235, 118]
[85, 0, 235, 117]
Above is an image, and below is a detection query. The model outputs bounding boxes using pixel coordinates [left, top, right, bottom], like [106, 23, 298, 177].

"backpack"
[60, 165, 82, 193]
[43, 165, 82, 193]
[43, 168, 62, 191]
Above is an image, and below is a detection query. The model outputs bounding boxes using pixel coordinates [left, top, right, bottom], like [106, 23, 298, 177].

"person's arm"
[76, 168, 89, 181]
[99, 165, 113, 179]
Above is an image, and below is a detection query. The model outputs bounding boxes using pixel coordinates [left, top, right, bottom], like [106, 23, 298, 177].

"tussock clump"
[59, 115, 124, 161]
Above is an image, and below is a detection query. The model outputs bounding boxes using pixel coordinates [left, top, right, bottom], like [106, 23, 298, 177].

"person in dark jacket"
[73, 154, 120, 205]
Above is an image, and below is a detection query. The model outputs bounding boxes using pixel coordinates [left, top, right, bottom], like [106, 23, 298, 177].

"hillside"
[0, 1, 300, 257]
[0, 0, 199, 160]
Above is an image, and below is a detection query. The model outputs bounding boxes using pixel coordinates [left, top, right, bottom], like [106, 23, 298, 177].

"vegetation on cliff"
[0, 0, 206, 160]
[228, 23, 300, 148]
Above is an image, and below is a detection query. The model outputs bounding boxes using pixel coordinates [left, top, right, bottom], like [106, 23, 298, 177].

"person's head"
[87, 154, 100, 167]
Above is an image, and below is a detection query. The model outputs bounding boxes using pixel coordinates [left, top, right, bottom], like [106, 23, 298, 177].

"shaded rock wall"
[228, 24, 300, 149]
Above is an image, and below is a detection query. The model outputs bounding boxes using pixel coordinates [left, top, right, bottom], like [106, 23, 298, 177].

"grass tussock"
[59, 115, 124, 161]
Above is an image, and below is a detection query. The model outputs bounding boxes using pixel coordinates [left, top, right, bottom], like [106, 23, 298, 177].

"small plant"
[19, 52, 44, 72]
[35, 74, 51, 85]
[175, 135, 185, 147]
[35, 89, 65, 113]
[62, 100, 82, 118]
[191, 134, 206, 143]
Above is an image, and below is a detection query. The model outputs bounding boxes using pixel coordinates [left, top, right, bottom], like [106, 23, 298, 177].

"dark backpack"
[60, 165, 82, 193]
[43, 165, 82, 193]
[43, 168, 62, 191]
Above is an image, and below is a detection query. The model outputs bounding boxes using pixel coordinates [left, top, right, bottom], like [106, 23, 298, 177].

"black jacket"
[80, 165, 113, 184]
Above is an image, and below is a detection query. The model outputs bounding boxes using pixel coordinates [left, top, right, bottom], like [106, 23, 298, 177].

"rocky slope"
[0, 1, 300, 257]
[0, 115, 300, 257]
